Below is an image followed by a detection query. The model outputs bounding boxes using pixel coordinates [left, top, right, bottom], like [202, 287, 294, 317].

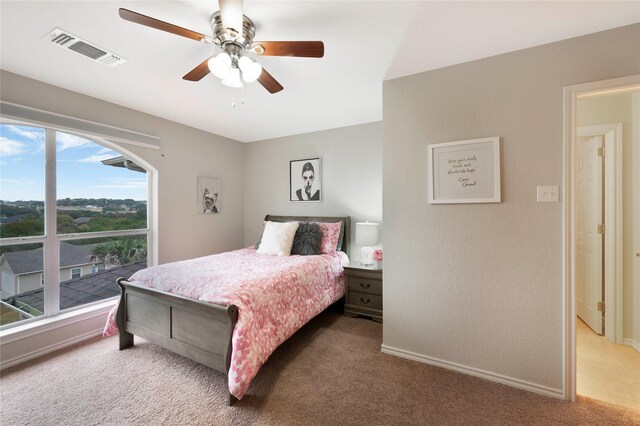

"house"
[73, 217, 91, 226]
[0, 0, 638, 421]
[0, 215, 27, 225]
[0, 242, 101, 298]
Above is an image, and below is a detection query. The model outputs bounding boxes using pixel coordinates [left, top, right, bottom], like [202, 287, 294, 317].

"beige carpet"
[1, 310, 639, 425]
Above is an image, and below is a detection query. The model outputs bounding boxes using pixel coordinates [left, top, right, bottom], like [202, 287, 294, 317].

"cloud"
[5, 125, 43, 142]
[78, 154, 116, 163]
[92, 178, 146, 190]
[56, 133, 91, 151]
[0, 178, 34, 186]
[96, 147, 118, 155]
[0, 137, 28, 156]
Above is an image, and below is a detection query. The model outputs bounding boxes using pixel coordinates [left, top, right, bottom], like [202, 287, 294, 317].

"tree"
[56, 214, 76, 234]
[0, 217, 44, 238]
[90, 238, 147, 267]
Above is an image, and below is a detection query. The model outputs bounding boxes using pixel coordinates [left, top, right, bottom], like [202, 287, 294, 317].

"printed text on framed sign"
[428, 137, 501, 204]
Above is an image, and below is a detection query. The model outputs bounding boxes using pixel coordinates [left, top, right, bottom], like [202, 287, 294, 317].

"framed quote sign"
[428, 137, 501, 204]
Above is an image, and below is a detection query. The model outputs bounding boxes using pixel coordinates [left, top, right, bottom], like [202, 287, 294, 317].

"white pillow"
[256, 221, 300, 256]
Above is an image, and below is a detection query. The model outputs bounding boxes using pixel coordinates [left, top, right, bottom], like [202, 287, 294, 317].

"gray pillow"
[291, 222, 323, 255]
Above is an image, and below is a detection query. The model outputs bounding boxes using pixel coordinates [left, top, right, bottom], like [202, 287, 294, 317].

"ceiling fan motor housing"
[210, 11, 258, 58]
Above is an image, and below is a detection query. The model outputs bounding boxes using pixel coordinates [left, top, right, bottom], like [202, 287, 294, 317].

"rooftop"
[2, 261, 146, 314]
[1, 242, 96, 275]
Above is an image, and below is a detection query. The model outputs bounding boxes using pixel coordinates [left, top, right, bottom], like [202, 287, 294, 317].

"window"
[1, 243, 44, 324]
[0, 123, 151, 328]
[70, 268, 81, 279]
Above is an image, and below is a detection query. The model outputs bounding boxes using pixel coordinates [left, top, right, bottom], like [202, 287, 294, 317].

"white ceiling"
[1, 1, 638, 142]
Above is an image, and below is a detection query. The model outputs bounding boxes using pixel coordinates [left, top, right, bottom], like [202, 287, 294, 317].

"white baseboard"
[380, 344, 563, 400]
[1, 327, 103, 370]
[623, 338, 640, 353]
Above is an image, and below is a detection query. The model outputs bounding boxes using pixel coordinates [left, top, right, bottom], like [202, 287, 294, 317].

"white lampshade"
[222, 67, 243, 88]
[238, 56, 262, 83]
[208, 52, 231, 79]
[355, 222, 379, 246]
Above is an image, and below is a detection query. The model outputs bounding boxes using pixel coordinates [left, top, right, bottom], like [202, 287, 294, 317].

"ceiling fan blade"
[119, 8, 206, 42]
[257, 68, 284, 94]
[253, 41, 324, 58]
[183, 58, 212, 81]
[218, 0, 244, 35]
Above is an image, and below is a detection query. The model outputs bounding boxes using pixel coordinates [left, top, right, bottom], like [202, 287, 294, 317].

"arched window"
[0, 123, 152, 328]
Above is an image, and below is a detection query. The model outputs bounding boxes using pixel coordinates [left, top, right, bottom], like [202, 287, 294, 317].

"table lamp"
[355, 222, 379, 266]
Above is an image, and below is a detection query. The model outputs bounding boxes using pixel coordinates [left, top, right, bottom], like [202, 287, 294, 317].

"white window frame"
[0, 119, 156, 332]
[70, 268, 82, 279]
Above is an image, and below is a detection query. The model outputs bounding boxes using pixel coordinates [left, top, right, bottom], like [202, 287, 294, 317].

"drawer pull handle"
[360, 283, 371, 289]
[360, 297, 370, 304]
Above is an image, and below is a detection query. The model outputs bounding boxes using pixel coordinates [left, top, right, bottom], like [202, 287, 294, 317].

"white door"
[576, 135, 604, 334]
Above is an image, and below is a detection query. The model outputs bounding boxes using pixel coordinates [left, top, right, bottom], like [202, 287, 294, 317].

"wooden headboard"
[264, 215, 351, 256]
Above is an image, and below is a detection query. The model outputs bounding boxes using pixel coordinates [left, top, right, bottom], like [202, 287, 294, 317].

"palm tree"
[90, 238, 147, 267]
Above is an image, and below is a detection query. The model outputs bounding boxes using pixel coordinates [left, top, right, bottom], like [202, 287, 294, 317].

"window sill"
[0, 299, 117, 346]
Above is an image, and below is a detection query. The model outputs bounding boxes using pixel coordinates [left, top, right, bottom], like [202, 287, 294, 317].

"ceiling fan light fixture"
[222, 67, 243, 88]
[208, 52, 232, 79]
[238, 56, 262, 83]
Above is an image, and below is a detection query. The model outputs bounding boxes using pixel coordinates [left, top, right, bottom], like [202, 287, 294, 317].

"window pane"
[56, 132, 147, 234]
[59, 235, 147, 311]
[0, 243, 45, 326]
[0, 124, 45, 238]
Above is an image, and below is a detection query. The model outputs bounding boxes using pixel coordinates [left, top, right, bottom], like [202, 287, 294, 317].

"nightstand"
[343, 263, 382, 323]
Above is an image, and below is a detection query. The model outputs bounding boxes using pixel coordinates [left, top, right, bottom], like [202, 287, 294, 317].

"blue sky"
[0, 124, 146, 202]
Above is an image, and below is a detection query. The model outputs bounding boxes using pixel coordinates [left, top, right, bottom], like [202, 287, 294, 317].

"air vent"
[44, 28, 127, 67]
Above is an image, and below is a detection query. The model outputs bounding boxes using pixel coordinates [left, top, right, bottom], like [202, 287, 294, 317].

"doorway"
[563, 75, 640, 410]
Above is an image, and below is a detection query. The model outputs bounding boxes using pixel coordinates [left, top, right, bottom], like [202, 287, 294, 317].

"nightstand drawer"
[349, 291, 382, 310]
[348, 277, 382, 295]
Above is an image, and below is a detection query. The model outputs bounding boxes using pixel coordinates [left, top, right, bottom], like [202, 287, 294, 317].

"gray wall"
[244, 122, 382, 259]
[1, 71, 246, 264]
[382, 24, 640, 393]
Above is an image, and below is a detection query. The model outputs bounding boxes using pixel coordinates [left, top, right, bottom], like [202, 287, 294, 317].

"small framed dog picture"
[197, 177, 221, 214]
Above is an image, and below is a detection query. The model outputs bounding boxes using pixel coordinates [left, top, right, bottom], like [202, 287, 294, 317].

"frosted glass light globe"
[238, 56, 262, 83]
[208, 52, 231, 79]
[221, 67, 243, 88]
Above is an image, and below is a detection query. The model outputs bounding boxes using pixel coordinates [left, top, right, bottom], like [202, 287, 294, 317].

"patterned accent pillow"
[291, 222, 323, 255]
[314, 221, 342, 254]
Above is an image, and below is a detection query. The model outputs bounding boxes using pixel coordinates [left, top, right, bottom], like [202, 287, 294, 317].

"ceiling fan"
[118, 0, 324, 94]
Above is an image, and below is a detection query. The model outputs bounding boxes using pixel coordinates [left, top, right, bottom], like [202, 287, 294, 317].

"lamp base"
[360, 246, 375, 267]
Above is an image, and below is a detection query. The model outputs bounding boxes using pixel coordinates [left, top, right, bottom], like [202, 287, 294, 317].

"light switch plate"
[537, 185, 559, 202]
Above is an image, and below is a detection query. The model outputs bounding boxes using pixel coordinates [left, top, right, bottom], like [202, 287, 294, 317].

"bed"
[110, 215, 350, 405]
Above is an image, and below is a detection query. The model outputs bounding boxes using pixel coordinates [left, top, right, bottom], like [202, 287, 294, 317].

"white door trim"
[577, 124, 623, 344]
[563, 74, 640, 402]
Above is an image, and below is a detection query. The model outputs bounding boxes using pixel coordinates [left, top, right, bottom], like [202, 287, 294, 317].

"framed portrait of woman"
[290, 157, 321, 202]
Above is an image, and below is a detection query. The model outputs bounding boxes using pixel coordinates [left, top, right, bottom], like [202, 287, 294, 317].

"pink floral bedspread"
[104, 247, 348, 399]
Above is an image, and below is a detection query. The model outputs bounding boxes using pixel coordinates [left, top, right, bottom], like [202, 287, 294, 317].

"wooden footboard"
[115, 278, 239, 405]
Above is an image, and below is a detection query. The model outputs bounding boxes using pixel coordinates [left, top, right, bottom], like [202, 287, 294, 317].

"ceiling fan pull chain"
[241, 84, 245, 105]
[232, 88, 236, 108]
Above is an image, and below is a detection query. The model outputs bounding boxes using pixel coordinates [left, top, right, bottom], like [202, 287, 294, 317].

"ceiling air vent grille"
[44, 28, 127, 67]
